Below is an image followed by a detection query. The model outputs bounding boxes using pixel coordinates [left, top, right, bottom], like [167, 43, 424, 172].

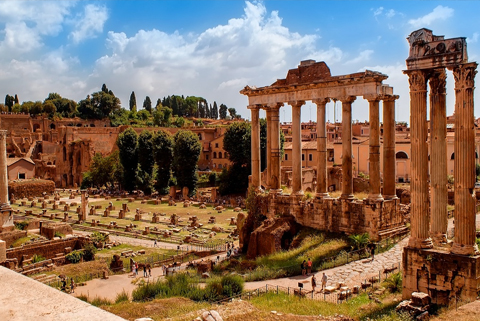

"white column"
[250, 106, 261, 189]
[290, 101, 305, 195]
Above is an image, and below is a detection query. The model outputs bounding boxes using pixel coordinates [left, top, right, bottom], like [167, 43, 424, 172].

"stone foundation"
[268, 193, 404, 241]
[402, 247, 480, 305]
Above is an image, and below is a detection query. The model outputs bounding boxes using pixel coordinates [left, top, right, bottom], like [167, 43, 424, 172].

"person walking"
[154, 239, 158, 247]
[143, 264, 147, 277]
[148, 265, 152, 278]
[301, 260, 306, 276]
[70, 278, 76, 294]
[132, 261, 136, 277]
[307, 258, 312, 275]
[321, 272, 328, 291]
[311, 275, 317, 292]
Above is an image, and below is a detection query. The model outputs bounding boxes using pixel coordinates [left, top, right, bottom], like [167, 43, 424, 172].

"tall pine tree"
[129, 91, 136, 111]
[212, 102, 218, 119]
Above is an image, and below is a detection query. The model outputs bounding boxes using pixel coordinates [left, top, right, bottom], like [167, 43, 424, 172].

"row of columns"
[249, 95, 398, 201]
[406, 63, 479, 255]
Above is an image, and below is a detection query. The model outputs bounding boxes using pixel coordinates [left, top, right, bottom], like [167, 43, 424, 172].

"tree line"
[2, 85, 240, 124]
[81, 127, 201, 195]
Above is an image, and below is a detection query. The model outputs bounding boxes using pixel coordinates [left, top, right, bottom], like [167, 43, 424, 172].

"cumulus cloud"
[70, 4, 108, 44]
[373, 7, 384, 17]
[408, 5, 454, 28]
[467, 32, 479, 44]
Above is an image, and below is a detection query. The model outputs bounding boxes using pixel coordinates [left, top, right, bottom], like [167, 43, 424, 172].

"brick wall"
[6, 237, 85, 262]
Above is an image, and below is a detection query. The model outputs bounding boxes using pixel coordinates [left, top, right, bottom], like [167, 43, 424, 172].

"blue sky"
[0, 1, 479, 123]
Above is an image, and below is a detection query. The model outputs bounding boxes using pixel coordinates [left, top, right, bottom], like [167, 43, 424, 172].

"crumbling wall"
[5, 237, 85, 262]
[8, 179, 55, 199]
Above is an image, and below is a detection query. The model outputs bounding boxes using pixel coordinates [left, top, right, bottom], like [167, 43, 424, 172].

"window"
[206, 155, 209, 160]
[219, 152, 222, 159]
[396, 151, 409, 159]
[285, 154, 288, 161]
[219, 164, 223, 169]
[302, 154, 305, 161]
[18, 173, 26, 179]
[309, 154, 313, 161]
[198, 134, 202, 140]
[213, 152, 217, 158]
[215, 143, 219, 148]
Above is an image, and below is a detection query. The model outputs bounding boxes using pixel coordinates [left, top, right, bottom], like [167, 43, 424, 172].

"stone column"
[0, 130, 9, 205]
[314, 98, 330, 198]
[340, 96, 356, 199]
[270, 103, 283, 192]
[404, 70, 433, 249]
[450, 63, 479, 255]
[429, 69, 448, 244]
[290, 100, 305, 195]
[366, 96, 383, 201]
[81, 190, 88, 221]
[250, 105, 261, 189]
[265, 108, 272, 189]
[382, 95, 398, 199]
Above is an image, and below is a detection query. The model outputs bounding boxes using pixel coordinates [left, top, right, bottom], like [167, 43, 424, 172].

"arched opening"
[281, 231, 293, 250]
[50, 123, 56, 130]
[47, 161, 52, 165]
[198, 134, 202, 140]
[396, 151, 409, 159]
[90, 124, 95, 127]
[33, 124, 40, 132]
[213, 152, 217, 158]
[219, 152, 222, 159]
[450, 153, 455, 160]
[76, 123, 82, 127]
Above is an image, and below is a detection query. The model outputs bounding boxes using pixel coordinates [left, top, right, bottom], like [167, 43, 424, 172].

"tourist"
[321, 273, 328, 291]
[132, 261, 136, 276]
[143, 264, 147, 277]
[162, 264, 166, 276]
[154, 239, 158, 247]
[307, 258, 312, 275]
[311, 275, 317, 292]
[301, 260, 306, 276]
[70, 278, 76, 293]
[135, 262, 139, 276]
[61, 278, 67, 292]
[368, 243, 376, 261]
[148, 265, 152, 278]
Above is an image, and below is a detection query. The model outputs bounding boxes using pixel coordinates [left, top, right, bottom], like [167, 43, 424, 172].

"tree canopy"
[78, 84, 121, 119]
[173, 130, 202, 195]
[117, 127, 138, 191]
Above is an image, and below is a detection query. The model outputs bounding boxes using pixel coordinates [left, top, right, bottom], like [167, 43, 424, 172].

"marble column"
[382, 95, 398, 199]
[429, 69, 448, 244]
[450, 63, 479, 255]
[366, 96, 383, 201]
[290, 100, 305, 195]
[250, 105, 261, 189]
[270, 103, 283, 192]
[340, 96, 356, 199]
[0, 130, 9, 206]
[404, 70, 433, 249]
[266, 108, 272, 189]
[314, 98, 330, 198]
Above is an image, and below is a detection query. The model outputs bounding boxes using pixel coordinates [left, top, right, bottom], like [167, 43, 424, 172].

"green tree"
[78, 85, 121, 119]
[30, 101, 44, 115]
[43, 101, 56, 115]
[117, 127, 138, 191]
[45, 93, 77, 117]
[129, 91, 136, 111]
[153, 130, 174, 193]
[137, 109, 150, 121]
[0, 104, 7, 112]
[174, 116, 185, 128]
[5, 95, 14, 111]
[212, 102, 218, 119]
[228, 107, 237, 119]
[143, 96, 152, 113]
[138, 130, 155, 175]
[173, 130, 201, 195]
[219, 104, 228, 119]
[81, 151, 122, 189]
[14, 94, 19, 105]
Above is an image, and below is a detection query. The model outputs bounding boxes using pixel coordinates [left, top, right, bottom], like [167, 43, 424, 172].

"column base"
[315, 192, 331, 199]
[451, 242, 480, 256]
[430, 232, 448, 245]
[407, 236, 434, 249]
[367, 194, 384, 202]
[293, 190, 304, 196]
[271, 189, 283, 195]
[340, 193, 354, 200]
[383, 195, 398, 201]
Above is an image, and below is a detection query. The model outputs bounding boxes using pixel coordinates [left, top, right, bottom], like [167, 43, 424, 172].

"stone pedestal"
[103, 209, 110, 217]
[169, 186, 176, 199]
[134, 213, 142, 221]
[402, 247, 480, 305]
[0, 240, 6, 263]
[118, 210, 125, 219]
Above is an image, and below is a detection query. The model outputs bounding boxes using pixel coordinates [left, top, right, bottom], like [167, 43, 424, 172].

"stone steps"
[378, 226, 409, 239]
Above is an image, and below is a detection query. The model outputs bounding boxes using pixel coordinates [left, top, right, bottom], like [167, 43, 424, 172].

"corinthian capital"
[429, 69, 447, 95]
[338, 96, 356, 104]
[289, 100, 305, 108]
[312, 98, 330, 106]
[404, 70, 428, 92]
[0, 130, 7, 139]
[451, 62, 477, 90]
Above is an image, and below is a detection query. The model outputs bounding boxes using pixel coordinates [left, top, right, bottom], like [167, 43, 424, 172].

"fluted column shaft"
[429, 69, 448, 244]
[291, 101, 305, 195]
[367, 97, 383, 200]
[382, 96, 397, 199]
[314, 98, 330, 198]
[0, 130, 9, 205]
[270, 104, 282, 191]
[341, 97, 356, 199]
[405, 70, 433, 249]
[266, 109, 272, 189]
[450, 63, 479, 255]
[250, 106, 261, 188]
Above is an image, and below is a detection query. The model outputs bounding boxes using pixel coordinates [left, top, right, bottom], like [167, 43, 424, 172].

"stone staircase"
[31, 273, 59, 285]
[377, 225, 409, 239]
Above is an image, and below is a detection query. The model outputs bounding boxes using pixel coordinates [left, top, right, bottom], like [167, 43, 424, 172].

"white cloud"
[408, 5, 454, 28]
[467, 32, 479, 44]
[70, 4, 108, 44]
[386, 9, 396, 18]
[373, 7, 384, 17]
[345, 50, 374, 65]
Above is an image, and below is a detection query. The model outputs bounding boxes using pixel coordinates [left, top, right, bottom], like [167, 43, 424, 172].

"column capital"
[429, 69, 447, 95]
[312, 98, 330, 106]
[381, 94, 399, 102]
[403, 69, 428, 92]
[288, 100, 305, 108]
[0, 130, 7, 139]
[338, 96, 356, 104]
[450, 62, 478, 90]
[247, 104, 263, 110]
[266, 102, 284, 110]
[363, 95, 381, 102]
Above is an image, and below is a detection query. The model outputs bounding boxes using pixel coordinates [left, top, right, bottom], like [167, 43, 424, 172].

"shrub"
[31, 254, 46, 263]
[115, 290, 129, 303]
[90, 232, 107, 243]
[54, 232, 65, 238]
[15, 220, 29, 230]
[220, 274, 244, 297]
[348, 233, 370, 250]
[90, 296, 112, 307]
[383, 272, 402, 293]
[83, 243, 97, 261]
[66, 250, 83, 264]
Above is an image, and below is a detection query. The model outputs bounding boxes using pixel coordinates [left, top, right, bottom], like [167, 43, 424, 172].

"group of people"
[301, 258, 313, 276]
[60, 277, 76, 293]
[131, 261, 152, 278]
[300, 257, 328, 293]
[310, 272, 328, 292]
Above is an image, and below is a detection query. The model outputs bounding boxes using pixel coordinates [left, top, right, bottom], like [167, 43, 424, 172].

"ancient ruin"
[402, 28, 480, 305]
[240, 60, 405, 253]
